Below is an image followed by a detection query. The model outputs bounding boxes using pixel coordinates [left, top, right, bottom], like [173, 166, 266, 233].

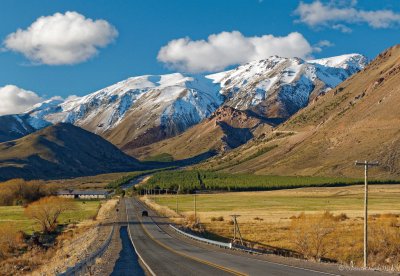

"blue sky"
[0, 0, 399, 103]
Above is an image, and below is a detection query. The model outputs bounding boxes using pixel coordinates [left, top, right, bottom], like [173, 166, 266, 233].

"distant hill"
[200, 45, 400, 178]
[0, 123, 145, 181]
[130, 106, 272, 161]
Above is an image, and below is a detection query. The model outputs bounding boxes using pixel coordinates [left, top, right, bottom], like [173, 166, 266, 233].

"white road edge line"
[125, 199, 157, 276]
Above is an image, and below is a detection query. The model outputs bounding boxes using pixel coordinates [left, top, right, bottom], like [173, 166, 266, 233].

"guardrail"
[169, 224, 266, 255]
[169, 224, 232, 249]
[58, 223, 115, 276]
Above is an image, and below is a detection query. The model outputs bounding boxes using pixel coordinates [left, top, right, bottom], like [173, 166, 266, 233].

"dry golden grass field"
[142, 184, 400, 268]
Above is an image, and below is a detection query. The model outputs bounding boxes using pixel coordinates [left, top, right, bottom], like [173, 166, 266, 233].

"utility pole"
[230, 215, 244, 246]
[355, 160, 379, 268]
[194, 190, 197, 222]
[176, 185, 180, 215]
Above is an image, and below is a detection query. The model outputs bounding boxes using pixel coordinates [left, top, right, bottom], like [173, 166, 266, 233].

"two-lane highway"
[124, 197, 350, 276]
[125, 198, 234, 275]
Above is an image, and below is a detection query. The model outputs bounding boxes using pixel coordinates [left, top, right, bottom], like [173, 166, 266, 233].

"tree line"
[141, 170, 367, 193]
[0, 179, 55, 206]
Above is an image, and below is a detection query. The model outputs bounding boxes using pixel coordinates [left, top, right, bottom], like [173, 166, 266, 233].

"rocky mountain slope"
[130, 106, 271, 160]
[0, 114, 36, 142]
[208, 54, 367, 119]
[199, 46, 400, 178]
[0, 123, 145, 181]
[0, 54, 367, 159]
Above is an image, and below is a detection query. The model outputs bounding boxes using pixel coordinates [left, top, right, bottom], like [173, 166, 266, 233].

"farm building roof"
[57, 190, 111, 196]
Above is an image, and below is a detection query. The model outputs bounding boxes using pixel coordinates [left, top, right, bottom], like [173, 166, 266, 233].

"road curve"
[125, 198, 233, 275]
[125, 197, 343, 276]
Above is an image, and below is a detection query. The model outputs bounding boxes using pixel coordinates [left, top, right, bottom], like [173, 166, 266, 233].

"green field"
[0, 200, 101, 233]
[152, 185, 400, 215]
[142, 170, 370, 193]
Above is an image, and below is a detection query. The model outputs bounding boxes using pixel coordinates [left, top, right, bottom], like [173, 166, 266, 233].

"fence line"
[58, 223, 115, 276]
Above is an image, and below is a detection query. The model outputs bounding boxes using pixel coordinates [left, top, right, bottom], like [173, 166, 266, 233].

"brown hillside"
[200, 45, 400, 178]
[129, 106, 272, 161]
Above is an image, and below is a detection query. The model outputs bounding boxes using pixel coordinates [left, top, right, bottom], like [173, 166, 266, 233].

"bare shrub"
[290, 211, 337, 261]
[0, 179, 53, 206]
[183, 214, 203, 232]
[25, 196, 77, 233]
[0, 224, 25, 260]
[0, 245, 55, 274]
[369, 215, 400, 267]
[211, 216, 224, 222]
[334, 213, 349, 221]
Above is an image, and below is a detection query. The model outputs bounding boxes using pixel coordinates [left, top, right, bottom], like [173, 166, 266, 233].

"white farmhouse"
[57, 190, 111, 199]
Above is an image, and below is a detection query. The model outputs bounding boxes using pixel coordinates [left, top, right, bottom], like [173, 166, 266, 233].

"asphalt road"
[111, 226, 145, 276]
[124, 197, 348, 276]
[125, 198, 230, 275]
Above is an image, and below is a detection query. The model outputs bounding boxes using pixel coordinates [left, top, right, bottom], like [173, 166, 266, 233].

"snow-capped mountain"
[207, 54, 367, 118]
[6, 73, 222, 148]
[0, 54, 367, 152]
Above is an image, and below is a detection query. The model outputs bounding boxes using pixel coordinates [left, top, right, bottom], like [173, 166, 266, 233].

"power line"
[355, 160, 379, 269]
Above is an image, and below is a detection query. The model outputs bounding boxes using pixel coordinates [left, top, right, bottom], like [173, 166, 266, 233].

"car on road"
[142, 210, 148, 217]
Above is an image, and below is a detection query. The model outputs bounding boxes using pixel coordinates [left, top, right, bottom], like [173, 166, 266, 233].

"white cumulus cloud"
[313, 40, 334, 52]
[0, 85, 43, 115]
[294, 1, 400, 32]
[157, 31, 314, 73]
[3, 11, 118, 65]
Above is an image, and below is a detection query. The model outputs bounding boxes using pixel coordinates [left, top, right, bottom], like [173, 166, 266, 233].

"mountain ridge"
[0, 53, 367, 160]
[130, 106, 271, 160]
[198, 45, 400, 177]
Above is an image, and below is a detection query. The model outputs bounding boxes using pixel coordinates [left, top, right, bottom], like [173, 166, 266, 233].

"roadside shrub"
[0, 224, 25, 260]
[184, 214, 202, 232]
[25, 197, 77, 233]
[290, 211, 337, 261]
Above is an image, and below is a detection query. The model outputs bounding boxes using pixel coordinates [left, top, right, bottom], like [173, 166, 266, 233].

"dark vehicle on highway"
[142, 210, 148, 217]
